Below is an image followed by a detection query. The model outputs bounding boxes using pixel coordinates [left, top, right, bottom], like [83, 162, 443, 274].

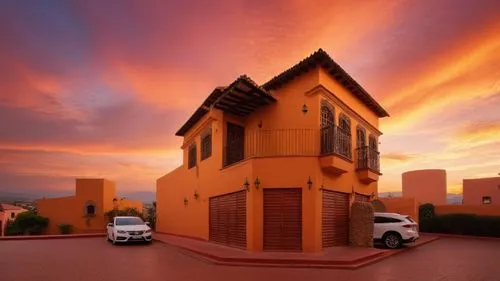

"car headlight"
[117, 230, 127, 234]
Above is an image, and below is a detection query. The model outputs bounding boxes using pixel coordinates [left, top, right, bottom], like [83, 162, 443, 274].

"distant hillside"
[0, 191, 37, 202]
[377, 192, 463, 204]
[0, 190, 156, 204]
[120, 191, 156, 203]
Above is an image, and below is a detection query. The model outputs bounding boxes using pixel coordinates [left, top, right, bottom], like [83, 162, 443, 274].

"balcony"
[223, 129, 319, 167]
[222, 128, 355, 175]
[319, 126, 352, 175]
[356, 146, 381, 183]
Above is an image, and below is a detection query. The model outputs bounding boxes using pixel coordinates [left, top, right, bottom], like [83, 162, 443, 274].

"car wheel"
[383, 233, 402, 249]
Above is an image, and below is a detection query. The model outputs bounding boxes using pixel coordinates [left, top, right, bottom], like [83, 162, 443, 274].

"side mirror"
[145, 222, 150, 226]
[107, 223, 113, 227]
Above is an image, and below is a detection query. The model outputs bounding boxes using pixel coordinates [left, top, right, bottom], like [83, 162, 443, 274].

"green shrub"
[421, 213, 500, 237]
[5, 213, 49, 235]
[147, 202, 156, 230]
[105, 207, 145, 223]
[58, 224, 73, 234]
[419, 203, 435, 220]
[4, 219, 22, 236]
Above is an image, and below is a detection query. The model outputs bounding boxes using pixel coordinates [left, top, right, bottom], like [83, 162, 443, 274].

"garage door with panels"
[322, 190, 350, 247]
[355, 193, 370, 202]
[209, 190, 246, 249]
[263, 188, 302, 252]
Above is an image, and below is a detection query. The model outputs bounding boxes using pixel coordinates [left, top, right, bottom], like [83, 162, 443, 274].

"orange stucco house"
[0, 204, 28, 236]
[156, 49, 389, 252]
[37, 178, 143, 234]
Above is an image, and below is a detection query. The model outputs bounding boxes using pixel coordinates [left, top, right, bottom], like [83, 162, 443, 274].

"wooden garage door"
[263, 188, 302, 251]
[322, 190, 350, 247]
[355, 193, 370, 202]
[209, 190, 246, 249]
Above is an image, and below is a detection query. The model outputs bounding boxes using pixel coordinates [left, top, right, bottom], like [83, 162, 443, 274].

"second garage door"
[322, 190, 350, 247]
[355, 193, 370, 202]
[263, 188, 302, 251]
[209, 190, 247, 249]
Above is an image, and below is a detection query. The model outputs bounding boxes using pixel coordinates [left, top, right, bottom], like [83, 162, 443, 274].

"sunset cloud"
[1, 0, 499, 196]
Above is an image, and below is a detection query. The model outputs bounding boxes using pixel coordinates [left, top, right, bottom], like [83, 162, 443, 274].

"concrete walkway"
[153, 233, 440, 269]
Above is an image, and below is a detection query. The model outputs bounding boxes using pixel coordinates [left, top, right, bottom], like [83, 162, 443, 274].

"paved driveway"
[1, 237, 499, 281]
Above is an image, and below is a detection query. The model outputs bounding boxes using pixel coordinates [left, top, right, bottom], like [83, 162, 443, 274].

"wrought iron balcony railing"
[320, 126, 352, 160]
[356, 146, 380, 172]
[222, 128, 355, 167]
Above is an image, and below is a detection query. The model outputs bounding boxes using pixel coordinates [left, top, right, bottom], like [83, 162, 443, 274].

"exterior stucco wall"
[379, 197, 419, 223]
[463, 177, 500, 205]
[402, 169, 447, 205]
[37, 179, 143, 235]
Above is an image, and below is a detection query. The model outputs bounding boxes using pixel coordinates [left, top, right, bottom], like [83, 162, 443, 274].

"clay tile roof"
[0, 203, 23, 211]
[175, 48, 388, 137]
[262, 48, 389, 118]
[175, 76, 275, 136]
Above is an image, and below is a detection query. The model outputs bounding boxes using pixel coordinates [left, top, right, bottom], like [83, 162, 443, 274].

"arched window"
[356, 126, 366, 148]
[320, 103, 335, 128]
[339, 113, 351, 135]
[369, 135, 378, 151]
[320, 102, 335, 155]
[84, 201, 96, 216]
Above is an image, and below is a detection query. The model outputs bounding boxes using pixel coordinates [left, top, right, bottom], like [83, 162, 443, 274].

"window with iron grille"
[188, 143, 197, 169]
[201, 133, 212, 161]
[339, 113, 351, 135]
[369, 135, 378, 151]
[356, 126, 366, 148]
[321, 103, 335, 128]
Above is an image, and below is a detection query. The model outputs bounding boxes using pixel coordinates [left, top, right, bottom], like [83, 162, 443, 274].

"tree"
[5, 213, 49, 236]
[147, 201, 156, 230]
[104, 207, 145, 223]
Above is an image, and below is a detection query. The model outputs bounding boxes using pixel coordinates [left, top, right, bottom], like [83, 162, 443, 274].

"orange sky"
[0, 0, 499, 197]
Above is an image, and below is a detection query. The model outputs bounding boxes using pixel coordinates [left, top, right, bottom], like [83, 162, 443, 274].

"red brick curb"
[153, 235, 441, 270]
[155, 231, 206, 241]
[420, 233, 500, 241]
[0, 233, 106, 241]
[353, 236, 441, 269]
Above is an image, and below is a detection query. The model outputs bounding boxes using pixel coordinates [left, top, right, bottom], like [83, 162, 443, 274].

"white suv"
[373, 212, 419, 249]
[107, 216, 153, 244]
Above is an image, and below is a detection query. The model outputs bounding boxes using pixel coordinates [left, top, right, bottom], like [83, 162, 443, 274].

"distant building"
[463, 177, 500, 205]
[402, 169, 447, 205]
[0, 203, 28, 236]
[37, 179, 143, 235]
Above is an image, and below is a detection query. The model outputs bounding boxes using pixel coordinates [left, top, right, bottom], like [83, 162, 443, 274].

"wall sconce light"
[183, 197, 189, 206]
[307, 176, 313, 189]
[243, 177, 250, 192]
[302, 104, 308, 114]
[254, 177, 261, 189]
[258, 120, 263, 128]
[194, 190, 199, 200]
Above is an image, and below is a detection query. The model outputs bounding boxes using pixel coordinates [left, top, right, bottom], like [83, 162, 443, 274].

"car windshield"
[115, 217, 144, 226]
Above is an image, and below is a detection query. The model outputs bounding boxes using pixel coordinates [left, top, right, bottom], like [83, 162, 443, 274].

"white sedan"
[107, 216, 153, 244]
